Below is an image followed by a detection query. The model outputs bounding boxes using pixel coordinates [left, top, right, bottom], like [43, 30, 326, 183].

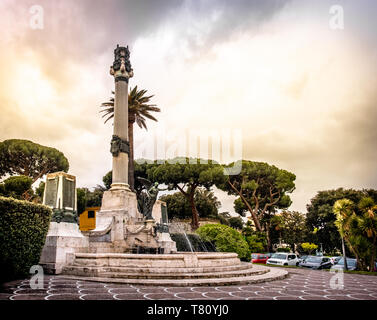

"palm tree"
[100, 86, 160, 190]
[357, 197, 377, 271]
[333, 199, 355, 271]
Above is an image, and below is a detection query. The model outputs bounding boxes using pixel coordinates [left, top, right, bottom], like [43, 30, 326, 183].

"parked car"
[330, 256, 342, 265]
[266, 253, 300, 266]
[331, 257, 357, 271]
[298, 255, 309, 263]
[299, 256, 332, 270]
[251, 253, 269, 264]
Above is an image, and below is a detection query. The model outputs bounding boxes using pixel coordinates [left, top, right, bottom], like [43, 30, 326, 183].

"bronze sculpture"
[136, 177, 167, 220]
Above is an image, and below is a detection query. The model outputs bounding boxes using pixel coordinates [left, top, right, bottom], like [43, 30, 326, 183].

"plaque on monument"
[161, 203, 168, 224]
[43, 172, 77, 223]
[44, 176, 58, 207]
[63, 175, 75, 209]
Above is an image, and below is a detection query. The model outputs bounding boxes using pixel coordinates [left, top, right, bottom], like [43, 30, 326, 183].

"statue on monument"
[110, 135, 130, 157]
[137, 177, 168, 220]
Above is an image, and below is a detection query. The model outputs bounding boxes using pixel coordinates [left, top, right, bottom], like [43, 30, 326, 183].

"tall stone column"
[97, 44, 141, 246]
[109, 45, 134, 190]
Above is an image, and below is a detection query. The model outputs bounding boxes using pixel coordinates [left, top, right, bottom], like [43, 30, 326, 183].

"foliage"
[103, 171, 112, 190]
[300, 242, 318, 255]
[276, 247, 291, 252]
[77, 187, 104, 215]
[0, 139, 69, 183]
[0, 175, 33, 200]
[100, 86, 160, 127]
[0, 196, 51, 282]
[216, 160, 295, 232]
[77, 188, 87, 215]
[269, 211, 307, 251]
[196, 224, 251, 261]
[217, 212, 231, 226]
[35, 181, 45, 199]
[333, 197, 377, 271]
[159, 188, 221, 220]
[170, 233, 215, 252]
[245, 235, 266, 253]
[306, 188, 377, 254]
[228, 216, 244, 230]
[149, 157, 226, 230]
[242, 221, 267, 253]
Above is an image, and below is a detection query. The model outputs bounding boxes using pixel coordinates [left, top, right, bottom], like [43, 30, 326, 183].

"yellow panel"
[79, 207, 99, 231]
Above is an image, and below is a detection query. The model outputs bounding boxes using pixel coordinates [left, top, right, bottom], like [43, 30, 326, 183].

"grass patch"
[325, 269, 377, 276]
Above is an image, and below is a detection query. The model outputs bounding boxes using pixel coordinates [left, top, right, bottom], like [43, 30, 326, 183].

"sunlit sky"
[1, 0, 376, 215]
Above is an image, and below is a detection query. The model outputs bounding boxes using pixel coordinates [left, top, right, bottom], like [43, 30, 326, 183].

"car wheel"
[284, 263, 288, 266]
[296, 262, 299, 266]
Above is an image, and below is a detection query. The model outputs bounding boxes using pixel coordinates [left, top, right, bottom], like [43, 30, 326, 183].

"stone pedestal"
[100, 189, 139, 219]
[157, 232, 177, 253]
[98, 188, 141, 243]
[40, 222, 88, 274]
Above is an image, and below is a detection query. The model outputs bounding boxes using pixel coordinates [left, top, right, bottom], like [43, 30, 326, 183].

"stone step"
[71, 252, 241, 269]
[66, 263, 252, 274]
[63, 265, 267, 280]
[58, 265, 288, 286]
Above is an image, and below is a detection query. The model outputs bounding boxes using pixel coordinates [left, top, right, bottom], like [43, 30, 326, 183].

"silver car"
[331, 257, 357, 271]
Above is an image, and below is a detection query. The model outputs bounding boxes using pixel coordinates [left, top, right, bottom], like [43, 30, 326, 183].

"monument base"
[39, 222, 89, 274]
[157, 232, 177, 253]
[85, 189, 165, 252]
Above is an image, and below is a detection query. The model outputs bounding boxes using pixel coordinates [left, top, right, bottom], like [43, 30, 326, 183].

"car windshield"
[252, 254, 259, 259]
[271, 254, 287, 260]
[337, 258, 356, 266]
[306, 256, 322, 263]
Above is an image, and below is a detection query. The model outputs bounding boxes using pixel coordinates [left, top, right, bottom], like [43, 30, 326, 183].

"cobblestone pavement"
[1, 267, 377, 300]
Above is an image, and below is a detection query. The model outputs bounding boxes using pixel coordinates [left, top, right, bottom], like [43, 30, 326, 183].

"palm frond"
[100, 86, 160, 128]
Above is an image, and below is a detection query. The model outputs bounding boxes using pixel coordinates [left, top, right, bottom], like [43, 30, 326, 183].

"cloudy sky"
[1, 0, 376, 214]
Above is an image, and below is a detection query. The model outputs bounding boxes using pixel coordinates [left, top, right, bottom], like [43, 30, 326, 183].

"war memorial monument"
[39, 45, 287, 286]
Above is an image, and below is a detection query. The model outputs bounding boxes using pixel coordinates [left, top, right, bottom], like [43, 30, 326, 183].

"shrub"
[300, 242, 318, 255]
[228, 216, 244, 230]
[170, 233, 215, 252]
[0, 175, 33, 200]
[245, 235, 265, 253]
[276, 247, 291, 253]
[196, 224, 251, 261]
[218, 214, 230, 226]
[0, 196, 52, 283]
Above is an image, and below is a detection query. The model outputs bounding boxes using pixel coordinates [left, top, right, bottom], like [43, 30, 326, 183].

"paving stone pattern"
[1, 268, 377, 300]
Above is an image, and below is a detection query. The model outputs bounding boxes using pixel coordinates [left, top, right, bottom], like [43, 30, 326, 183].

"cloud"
[0, 0, 376, 213]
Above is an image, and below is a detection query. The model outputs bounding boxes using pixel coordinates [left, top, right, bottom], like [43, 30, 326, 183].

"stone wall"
[169, 218, 220, 234]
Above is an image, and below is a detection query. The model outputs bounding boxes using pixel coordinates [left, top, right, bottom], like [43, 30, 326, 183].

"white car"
[266, 253, 300, 267]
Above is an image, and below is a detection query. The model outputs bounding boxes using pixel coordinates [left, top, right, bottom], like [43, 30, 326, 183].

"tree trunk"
[341, 236, 348, 271]
[189, 191, 200, 231]
[266, 227, 272, 252]
[128, 118, 135, 191]
[238, 192, 262, 231]
[226, 179, 263, 232]
[369, 237, 376, 272]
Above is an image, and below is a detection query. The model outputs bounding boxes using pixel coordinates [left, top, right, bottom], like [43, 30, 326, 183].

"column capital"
[110, 44, 134, 81]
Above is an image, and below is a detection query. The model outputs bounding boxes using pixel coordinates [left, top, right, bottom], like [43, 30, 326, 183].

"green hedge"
[170, 233, 216, 252]
[0, 196, 51, 283]
[196, 224, 251, 262]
